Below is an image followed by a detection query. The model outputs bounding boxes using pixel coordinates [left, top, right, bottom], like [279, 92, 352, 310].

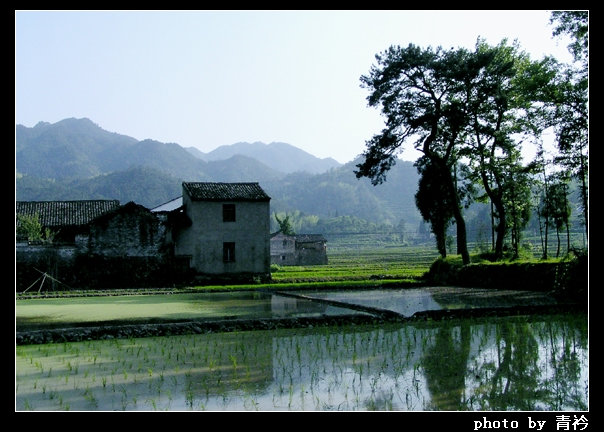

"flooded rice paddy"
[15, 288, 588, 411]
[16, 287, 572, 330]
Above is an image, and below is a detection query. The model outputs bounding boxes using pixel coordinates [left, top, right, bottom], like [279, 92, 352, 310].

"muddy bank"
[16, 302, 586, 346]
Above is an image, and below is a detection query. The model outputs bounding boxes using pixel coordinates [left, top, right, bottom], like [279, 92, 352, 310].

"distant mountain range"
[186, 141, 341, 175]
[15, 117, 422, 229]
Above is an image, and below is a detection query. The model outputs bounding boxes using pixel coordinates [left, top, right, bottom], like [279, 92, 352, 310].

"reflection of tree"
[364, 389, 395, 411]
[421, 321, 471, 410]
[474, 321, 541, 410]
[540, 315, 588, 410]
[469, 316, 588, 411]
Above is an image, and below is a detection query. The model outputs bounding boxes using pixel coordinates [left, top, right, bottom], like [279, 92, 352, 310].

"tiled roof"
[183, 182, 271, 201]
[150, 197, 183, 212]
[16, 200, 121, 228]
[271, 233, 327, 242]
[295, 234, 327, 243]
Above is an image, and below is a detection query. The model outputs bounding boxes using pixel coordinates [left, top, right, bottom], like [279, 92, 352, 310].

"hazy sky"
[15, 10, 574, 164]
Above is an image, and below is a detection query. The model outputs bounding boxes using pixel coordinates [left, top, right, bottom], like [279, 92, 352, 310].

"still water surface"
[16, 312, 587, 411]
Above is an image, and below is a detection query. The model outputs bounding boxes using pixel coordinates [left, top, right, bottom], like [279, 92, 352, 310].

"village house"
[16, 200, 169, 290]
[171, 182, 271, 283]
[16, 199, 121, 247]
[270, 233, 328, 266]
[15, 182, 272, 290]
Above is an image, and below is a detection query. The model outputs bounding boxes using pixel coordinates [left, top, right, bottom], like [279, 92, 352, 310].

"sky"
[15, 10, 575, 165]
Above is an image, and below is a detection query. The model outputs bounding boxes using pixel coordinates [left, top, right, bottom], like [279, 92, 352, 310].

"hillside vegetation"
[16, 118, 422, 228]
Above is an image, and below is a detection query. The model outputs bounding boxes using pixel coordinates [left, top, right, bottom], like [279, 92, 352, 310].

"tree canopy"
[355, 28, 585, 262]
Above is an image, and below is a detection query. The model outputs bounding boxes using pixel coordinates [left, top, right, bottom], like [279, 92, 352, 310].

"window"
[223, 204, 236, 222]
[223, 242, 236, 262]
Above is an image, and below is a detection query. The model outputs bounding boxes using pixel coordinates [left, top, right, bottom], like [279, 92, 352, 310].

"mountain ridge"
[186, 141, 342, 174]
[15, 117, 422, 227]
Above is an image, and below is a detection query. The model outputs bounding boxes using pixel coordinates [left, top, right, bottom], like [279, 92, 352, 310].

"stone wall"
[16, 243, 181, 291]
[15, 203, 182, 291]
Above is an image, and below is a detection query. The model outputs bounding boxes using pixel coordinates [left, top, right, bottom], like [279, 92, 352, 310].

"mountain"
[16, 118, 139, 179]
[16, 118, 212, 181]
[16, 166, 182, 207]
[15, 118, 422, 226]
[267, 157, 421, 227]
[187, 141, 342, 174]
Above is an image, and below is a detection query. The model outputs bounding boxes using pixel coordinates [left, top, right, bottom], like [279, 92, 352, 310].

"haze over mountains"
[16, 118, 422, 229]
[186, 141, 342, 175]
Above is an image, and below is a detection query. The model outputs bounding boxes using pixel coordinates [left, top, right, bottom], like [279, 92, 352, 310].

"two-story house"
[173, 182, 271, 282]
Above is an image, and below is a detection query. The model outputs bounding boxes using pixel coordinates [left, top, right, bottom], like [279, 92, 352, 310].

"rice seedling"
[15, 312, 587, 411]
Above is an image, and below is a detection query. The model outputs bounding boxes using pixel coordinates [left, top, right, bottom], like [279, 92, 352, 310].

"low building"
[16, 200, 170, 290]
[270, 233, 328, 266]
[16, 199, 121, 248]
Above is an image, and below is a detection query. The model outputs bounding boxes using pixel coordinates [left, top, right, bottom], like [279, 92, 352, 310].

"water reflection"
[16, 291, 366, 332]
[292, 287, 570, 317]
[15, 313, 587, 411]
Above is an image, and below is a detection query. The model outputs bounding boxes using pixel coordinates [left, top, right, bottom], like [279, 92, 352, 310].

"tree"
[532, 145, 554, 259]
[547, 11, 588, 239]
[550, 11, 588, 69]
[457, 38, 557, 260]
[274, 212, 295, 236]
[16, 213, 57, 243]
[355, 43, 473, 264]
[534, 62, 588, 240]
[415, 156, 454, 257]
[503, 165, 534, 259]
[548, 174, 573, 257]
[356, 39, 551, 263]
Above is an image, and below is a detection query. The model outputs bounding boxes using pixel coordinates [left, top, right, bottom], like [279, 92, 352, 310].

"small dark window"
[223, 242, 236, 262]
[223, 204, 236, 222]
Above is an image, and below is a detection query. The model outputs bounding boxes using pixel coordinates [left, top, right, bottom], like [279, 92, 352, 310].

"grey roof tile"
[16, 200, 121, 228]
[183, 182, 270, 201]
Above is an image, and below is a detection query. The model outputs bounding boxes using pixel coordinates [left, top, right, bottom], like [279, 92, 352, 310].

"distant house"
[172, 182, 272, 282]
[270, 233, 328, 266]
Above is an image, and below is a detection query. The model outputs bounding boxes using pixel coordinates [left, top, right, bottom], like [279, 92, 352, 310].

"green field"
[270, 245, 439, 283]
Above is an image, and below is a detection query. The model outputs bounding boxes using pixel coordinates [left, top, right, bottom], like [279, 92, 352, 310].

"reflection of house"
[173, 182, 271, 282]
[270, 233, 328, 266]
[271, 295, 329, 317]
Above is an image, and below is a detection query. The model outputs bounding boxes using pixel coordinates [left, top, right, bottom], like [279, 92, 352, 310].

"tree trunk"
[492, 195, 507, 260]
[443, 163, 470, 265]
